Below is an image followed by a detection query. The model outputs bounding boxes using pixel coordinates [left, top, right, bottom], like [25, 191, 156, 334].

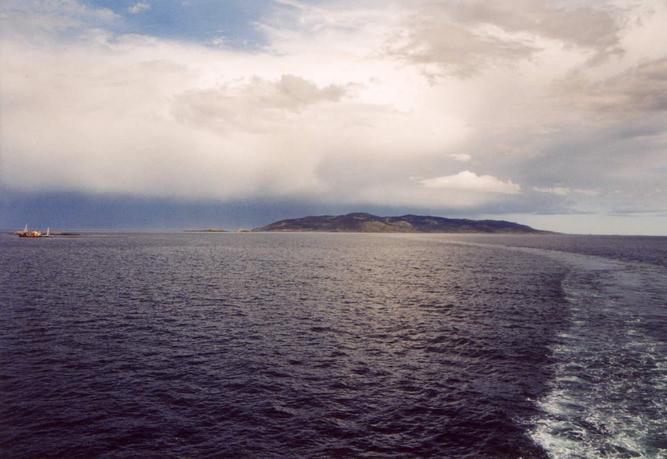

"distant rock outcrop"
[254, 212, 545, 233]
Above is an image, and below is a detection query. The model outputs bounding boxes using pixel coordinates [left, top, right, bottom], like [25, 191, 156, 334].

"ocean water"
[0, 232, 665, 458]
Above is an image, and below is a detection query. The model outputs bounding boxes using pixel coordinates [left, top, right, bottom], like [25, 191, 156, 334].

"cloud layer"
[421, 171, 520, 194]
[1, 0, 666, 227]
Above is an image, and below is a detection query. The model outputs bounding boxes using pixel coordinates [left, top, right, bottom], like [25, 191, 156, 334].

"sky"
[1, 0, 666, 234]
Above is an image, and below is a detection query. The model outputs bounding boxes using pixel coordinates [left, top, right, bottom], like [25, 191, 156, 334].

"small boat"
[16, 224, 42, 238]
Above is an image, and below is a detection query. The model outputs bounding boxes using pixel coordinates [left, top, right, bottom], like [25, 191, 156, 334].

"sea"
[1, 232, 665, 458]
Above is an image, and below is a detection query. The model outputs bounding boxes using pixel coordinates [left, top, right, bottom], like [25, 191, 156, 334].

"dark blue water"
[1, 233, 665, 458]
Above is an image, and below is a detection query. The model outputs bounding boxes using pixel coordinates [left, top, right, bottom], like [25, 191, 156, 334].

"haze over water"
[1, 233, 665, 458]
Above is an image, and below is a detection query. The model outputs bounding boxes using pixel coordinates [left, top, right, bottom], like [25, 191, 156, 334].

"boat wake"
[410, 235, 666, 457]
[527, 252, 667, 458]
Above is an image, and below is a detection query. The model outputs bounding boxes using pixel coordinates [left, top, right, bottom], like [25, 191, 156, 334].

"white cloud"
[0, 0, 665, 220]
[533, 187, 600, 197]
[128, 2, 150, 14]
[449, 153, 472, 162]
[0, 38, 468, 202]
[533, 186, 570, 196]
[420, 171, 521, 194]
[0, 0, 118, 37]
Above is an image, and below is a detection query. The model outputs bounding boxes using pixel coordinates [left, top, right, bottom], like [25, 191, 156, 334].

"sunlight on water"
[1, 233, 665, 457]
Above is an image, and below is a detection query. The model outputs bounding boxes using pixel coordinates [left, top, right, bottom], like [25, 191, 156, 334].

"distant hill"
[254, 213, 545, 233]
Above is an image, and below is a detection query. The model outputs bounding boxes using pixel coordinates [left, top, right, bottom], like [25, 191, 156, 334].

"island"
[254, 213, 546, 233]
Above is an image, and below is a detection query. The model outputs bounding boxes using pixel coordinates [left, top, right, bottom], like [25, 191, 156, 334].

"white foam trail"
[524, 252, 667, 459]
[403, 235, 666, 457]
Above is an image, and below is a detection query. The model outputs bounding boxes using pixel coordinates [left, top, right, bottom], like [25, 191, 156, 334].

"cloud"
[273, 0, 309, 11]
[442, 0, 622, 56]
[0, 0, 666, 225]
[533, 186, 568, 196]
[0, 0, 118, 40]
[128, 2, 151, 15]
[420, 171, 521, 194]
[553, 58, 667, 119]
[387, 18, 537, 78]
[174, 74, 347, 124]
[533, 186, 570, 196]
[385, 0, 622, 78]
[50, 0, 119, 21]
[0, 37, 467, 203]
[1, 0, 119, 24]
[449, 153, 472, 162]
[533, 187, 599, 197]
